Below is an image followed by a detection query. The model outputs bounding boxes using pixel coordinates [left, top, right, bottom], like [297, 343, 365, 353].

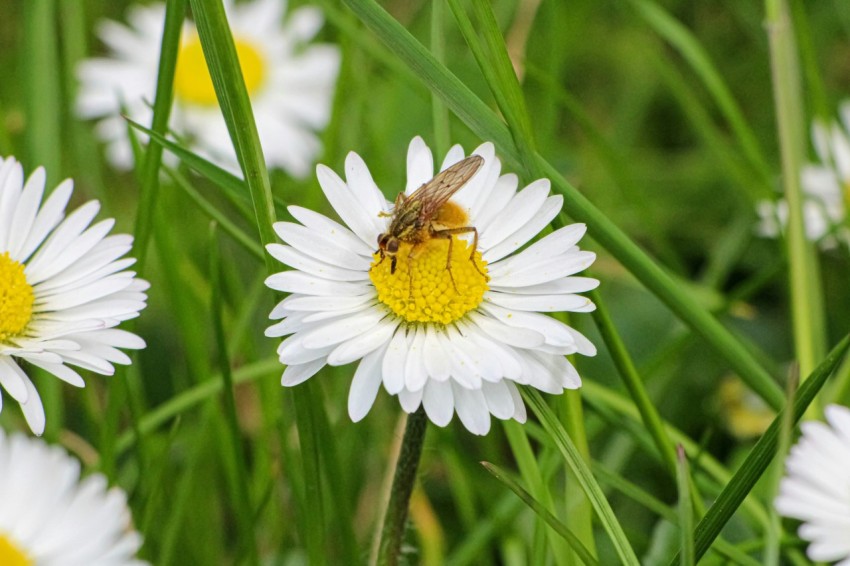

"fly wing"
[407, 155, 485, 223]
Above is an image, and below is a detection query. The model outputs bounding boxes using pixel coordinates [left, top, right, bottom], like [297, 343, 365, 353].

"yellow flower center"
[0, 533, 32, 566]
[0, 252, 34, 342]
[174, 34, 266, 106]
[369, 237, 489, 325]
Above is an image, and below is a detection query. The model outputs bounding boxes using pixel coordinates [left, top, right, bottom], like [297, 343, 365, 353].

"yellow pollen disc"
[370, 237, 489, 325]
[174, 34, 266, 106]
[0, 533, 32, 566]
[0, 252, 34, 342]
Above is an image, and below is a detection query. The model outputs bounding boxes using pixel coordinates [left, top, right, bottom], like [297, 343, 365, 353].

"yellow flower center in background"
[369, 237, 488, 325]
[0, 533, 32, 566]
[174, 34, 266, 106]
[0, 252, 34, 342]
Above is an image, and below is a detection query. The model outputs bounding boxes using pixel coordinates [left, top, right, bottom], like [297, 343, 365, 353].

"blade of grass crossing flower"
[210, 226, 261, 566]
[523, 389, 640, 566]
[187, 3, 334, 560]
[766, 0, 827, 388]
[430, 1, 450, 157]
[186, 0, 276, 254]
[628, 0, 773, 199]
[125, 118, 260, 219]
[669, 334, 850, 564]
[463, 0, 540, 175]
[676, 446, 695, 566]
[503, 421, 572, 565]
[135, 0, 186, 272]
[340, 0, 785, 411]
[482, 462, 599, 566]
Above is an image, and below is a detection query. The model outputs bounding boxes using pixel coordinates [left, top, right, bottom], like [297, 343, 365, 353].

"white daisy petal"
[265, 137, 596, 434]
[776, 404, 850, 564]
[348, 342, 388, 422]
[422, 380, 454, 427]
[0, 430, 146, 563]
[0, 158, 147, 434]
[405, 136, 435, 194]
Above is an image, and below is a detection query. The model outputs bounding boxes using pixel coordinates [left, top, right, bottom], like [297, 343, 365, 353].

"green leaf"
[482, 462, 599, 566]
[523, 389, 640, 566]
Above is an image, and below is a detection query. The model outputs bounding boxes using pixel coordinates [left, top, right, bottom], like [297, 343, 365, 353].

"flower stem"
[377, 408, 428, 566]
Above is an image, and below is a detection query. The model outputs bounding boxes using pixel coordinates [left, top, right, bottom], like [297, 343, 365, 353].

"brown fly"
[376, 155, 488, 288]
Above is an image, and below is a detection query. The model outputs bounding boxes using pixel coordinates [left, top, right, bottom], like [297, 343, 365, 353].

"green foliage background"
[2, 0, 850, 564]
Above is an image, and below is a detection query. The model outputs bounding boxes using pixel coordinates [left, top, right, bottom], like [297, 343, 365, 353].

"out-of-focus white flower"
[0, 429, 148, 565]
[76, 0, 340, 177]
[757, 118, 850, 248]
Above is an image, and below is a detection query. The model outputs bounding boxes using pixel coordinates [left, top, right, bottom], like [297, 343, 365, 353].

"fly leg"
[431, 226, 489, 284]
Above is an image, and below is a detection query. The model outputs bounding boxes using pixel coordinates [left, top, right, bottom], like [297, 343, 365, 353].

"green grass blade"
[672, 334, 850, 564]
[209, 225, 260, 565]
[23, 0, 62, 183]
[503, 421, 572, 565]
[766, 0, 827, 384]
[676, 446, 695, 566]
[450, 0, 538, 175]
[482, 462, 599, 566]
[590, 288, 678, 475]
[523, 389, 640, 566]
[134, 0, 186, 272]
[114, 358, 280, 456]
[340, 0, 784, 411]
[185, 0, 276, 254]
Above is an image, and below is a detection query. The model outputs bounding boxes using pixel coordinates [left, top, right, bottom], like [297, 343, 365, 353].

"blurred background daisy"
[757, 114, 850, 249]
[75, 0, 340, 177]
[0, 429, 147, 565]
[0, 156, 147, 435]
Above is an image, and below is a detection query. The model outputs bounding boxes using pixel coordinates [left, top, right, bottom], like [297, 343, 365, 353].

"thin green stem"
[765, 0, 826, 387]
[377, 408, 428, 566]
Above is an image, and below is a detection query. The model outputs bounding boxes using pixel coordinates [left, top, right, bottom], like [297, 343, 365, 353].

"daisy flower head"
[775, 404, 850, 564]
[265, 137, 598, 435]
[76, 0, 340, 177]
[0, 429, 147, 565]
[0, 156, 148, 435]
[757, 117, 850, 248]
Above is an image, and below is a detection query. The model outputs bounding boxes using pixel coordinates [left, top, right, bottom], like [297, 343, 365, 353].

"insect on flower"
[377, 154, 488, 288]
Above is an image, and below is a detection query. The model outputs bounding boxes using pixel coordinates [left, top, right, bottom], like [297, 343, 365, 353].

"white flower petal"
[348, 342, 388, 422]
[405, 136, 435, 194]
[422, 380, 454, 427]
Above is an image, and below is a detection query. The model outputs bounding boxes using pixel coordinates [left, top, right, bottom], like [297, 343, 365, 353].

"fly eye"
[388, 239, 399, 253]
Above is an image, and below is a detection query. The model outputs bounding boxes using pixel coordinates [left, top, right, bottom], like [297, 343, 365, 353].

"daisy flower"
[757, 117, 850, 248]
[775, 404, 850, 564]
[265, 137, 598, 435]
[0, 429, 147, 565]
[0, 156, 148, 435]
[76, 0, 340, 177]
